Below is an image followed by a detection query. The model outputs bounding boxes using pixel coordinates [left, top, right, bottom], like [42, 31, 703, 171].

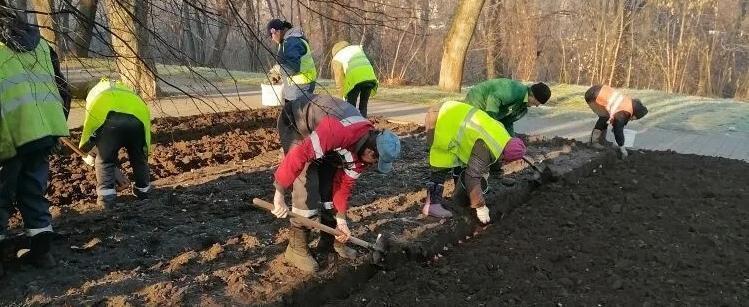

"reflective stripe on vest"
[0, 41, 69, 157]
[594, 85, 634, 121]
[337, 148, 361, 179]
[283, 39, 317, 85]
[333, 45, 378, 97]
[429, 101, 510, 168]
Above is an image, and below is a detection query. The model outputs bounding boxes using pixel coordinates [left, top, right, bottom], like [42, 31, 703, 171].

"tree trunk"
[208, 0, 234, 67]
[31, 0, 58, 52]
[180, 0, 196, 64]
[438, 0, 486, 92]
[105, 0, 158, 100]
[194, 3, 207, 64]
[73, 0, 98, 57]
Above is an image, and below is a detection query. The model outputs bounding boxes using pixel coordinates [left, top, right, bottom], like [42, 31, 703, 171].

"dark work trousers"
[345, 81, 376, 117]
[0, 147, 53, 237]
[95, 112, 150, 206]
[277, 99, 320, 227]
[317, 154, 340, 252]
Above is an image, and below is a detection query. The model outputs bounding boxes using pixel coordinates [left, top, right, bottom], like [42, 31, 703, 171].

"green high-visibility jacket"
[0, 40, 69, 160]
[464, 78, 529, 135]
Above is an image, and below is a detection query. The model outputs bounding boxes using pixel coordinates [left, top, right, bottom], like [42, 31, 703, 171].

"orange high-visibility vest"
[589, 85, 634, 122]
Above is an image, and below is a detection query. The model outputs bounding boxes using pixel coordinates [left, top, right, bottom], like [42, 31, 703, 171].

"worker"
[272, 94, 401, 272]
[267, 19, 317, 101]
[78, 78, 152, 208]
[464, 78, 551, 136]
[0, 2, 71, 273]
[584, 85, 649, 159]
[330, 41, 378, 117]
[422, 101, 526, 221]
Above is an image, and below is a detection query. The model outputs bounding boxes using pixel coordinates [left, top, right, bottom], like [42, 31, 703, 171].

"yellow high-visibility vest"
[429, 101, 511, 168]
[80, 79, 152, 153]
[0, 40, 69, 160]
[332, 45, 378, 97]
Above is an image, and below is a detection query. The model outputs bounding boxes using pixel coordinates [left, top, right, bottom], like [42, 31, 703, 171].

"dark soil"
[329, 151, 749, 306]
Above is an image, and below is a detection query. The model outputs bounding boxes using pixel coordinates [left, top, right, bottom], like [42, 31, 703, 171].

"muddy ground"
[0, 108, 601, 306]
[329, 152, 749, 306]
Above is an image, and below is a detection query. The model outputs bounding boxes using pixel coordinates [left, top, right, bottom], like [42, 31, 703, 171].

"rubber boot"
[27, 232, 56, 269]
[590, 129, 607, 149]
[97, 194, 116, 210]
[132, 185, 150, 200]
[284, 226, 318, 273]
[318, 211, 357, 260]
[423, 182, 453, 218]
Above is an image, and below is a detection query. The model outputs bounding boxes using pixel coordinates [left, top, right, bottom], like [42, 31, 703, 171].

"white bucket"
[623, 129, 637, 147]
[261, 84, 284, 107]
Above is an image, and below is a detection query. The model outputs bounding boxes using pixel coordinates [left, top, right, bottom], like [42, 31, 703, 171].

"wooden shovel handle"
[59, 137, 87, 157]
[251, 198, 373, 249]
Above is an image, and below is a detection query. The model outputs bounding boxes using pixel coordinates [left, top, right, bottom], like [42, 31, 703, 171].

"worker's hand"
[334, 217, 351, 243]
[82, 155, 95, 167]
[475, 206, 491, 224]
[271, 189, 289, 218]
[619, 146, 628, 160]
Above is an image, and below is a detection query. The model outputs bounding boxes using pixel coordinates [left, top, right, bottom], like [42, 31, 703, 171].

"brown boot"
[284, 227, 318, 273]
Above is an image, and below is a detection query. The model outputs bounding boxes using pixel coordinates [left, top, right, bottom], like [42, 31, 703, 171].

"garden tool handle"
[522, 156, 543, 173]
[60, 137, 87, 157]
[251, 198, 374, 249]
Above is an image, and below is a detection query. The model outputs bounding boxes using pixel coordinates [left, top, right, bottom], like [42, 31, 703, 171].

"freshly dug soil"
[0, 107, 597, 306]
[329, 151, 749, 306]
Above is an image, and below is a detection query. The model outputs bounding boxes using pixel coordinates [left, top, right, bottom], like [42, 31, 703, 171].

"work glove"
[335, 217, 351, 243]
[475, 206, 491, 224]
[271, 189, 289, 218]
[82, 155, 95, 167]
[619, 146, 628, 160]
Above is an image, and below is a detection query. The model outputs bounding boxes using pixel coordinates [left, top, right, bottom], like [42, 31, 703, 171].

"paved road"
[66, 85, 749, 162]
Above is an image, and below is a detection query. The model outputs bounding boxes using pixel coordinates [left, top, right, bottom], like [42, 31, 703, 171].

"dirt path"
[328, 152, 749, 306]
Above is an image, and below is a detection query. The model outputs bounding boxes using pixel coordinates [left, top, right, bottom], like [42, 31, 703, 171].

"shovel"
[59, 137, 130, 191]
[521, 156, 559, 186]
[251, 198, 389, 266]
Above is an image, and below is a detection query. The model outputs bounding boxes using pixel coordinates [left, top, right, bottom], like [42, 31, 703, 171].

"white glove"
[82, 155, 95, 167]
[475, 206, 490, 224]
[619, 146, 628, 159]
[271, 189, 289, 218]
[335, 217, 351, 243]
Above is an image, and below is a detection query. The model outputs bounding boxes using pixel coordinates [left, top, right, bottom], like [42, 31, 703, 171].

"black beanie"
[266, 19, 291, 36]
[530, 83, 551, 104]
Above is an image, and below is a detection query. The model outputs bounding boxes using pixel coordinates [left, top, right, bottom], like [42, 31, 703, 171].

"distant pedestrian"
[267, 19, 317, 101]
[330, 41, 378, 117]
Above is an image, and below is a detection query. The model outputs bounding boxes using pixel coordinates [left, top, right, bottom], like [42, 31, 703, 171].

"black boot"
[318, 210, 356, 261]
[27, 232, 55, 269]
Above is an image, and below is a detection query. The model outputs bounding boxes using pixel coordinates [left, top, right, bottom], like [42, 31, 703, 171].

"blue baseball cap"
[375, 130, 401, 173]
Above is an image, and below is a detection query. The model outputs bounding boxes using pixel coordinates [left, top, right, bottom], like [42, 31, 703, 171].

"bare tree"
[105, 0, 158, 100]
[72, 0, 98, 57]
[439, 0, 486, 92]
[31, 0, 58, 51]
